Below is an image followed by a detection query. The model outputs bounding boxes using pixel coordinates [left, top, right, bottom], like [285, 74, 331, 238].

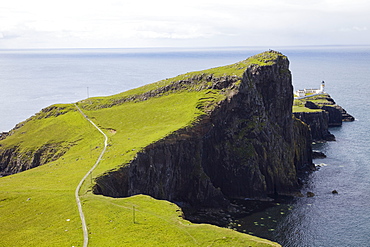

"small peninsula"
[0, 50, 353, 246]
[293, 92, 354, 142]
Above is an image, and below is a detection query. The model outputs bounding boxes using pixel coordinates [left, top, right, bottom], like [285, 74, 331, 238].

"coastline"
[0, 46, 366, 245]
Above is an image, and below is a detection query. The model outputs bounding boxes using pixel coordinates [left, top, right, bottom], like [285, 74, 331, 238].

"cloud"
[353, 26, 368, 32]
[0, 32, 20, 40]
[340, 26, 368, 32]
[0, 0, 369, 48]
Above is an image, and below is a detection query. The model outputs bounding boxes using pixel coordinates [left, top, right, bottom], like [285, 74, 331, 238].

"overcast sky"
[1, 0, 369, 49]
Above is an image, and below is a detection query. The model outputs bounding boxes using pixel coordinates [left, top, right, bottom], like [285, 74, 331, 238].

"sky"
[1, 0, 369, 49]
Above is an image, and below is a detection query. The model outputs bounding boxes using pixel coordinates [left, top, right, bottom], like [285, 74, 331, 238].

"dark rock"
[336, 105, 355, 122]
[332, 190, 338, 194]
[0, 132, 9, 141]
[307, 191, 315, 197]
[293, 118, 314, 173]
[322, 105, 343, 127]
[293, 111, 335, 142]
[0, 143, 70, 176]
[93, 52, 314, 209]
[305, 101, 320, 109]
[319, 95, 355, 122]
[312, 151, 327, 159]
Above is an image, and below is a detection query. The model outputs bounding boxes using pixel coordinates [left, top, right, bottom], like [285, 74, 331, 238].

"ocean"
[1, 46, 369, 246]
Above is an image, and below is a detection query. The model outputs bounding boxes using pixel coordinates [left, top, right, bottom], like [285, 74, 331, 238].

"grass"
[293, 93, 335, 113]
[83, 194, 279, 247]
[292, 106, 323, 113]
[0, 51, 283, 246]
[86, 91, 219, 176]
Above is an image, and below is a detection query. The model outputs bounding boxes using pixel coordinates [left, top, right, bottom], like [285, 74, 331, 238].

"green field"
[0, 52, 282, 246]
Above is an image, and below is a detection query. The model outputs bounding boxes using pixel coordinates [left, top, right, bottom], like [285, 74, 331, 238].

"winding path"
[294, 92, 325, 100]
[74, 103, 108, 247]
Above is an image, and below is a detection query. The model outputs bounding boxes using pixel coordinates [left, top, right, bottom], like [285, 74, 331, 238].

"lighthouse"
[320, 81, 325, 93]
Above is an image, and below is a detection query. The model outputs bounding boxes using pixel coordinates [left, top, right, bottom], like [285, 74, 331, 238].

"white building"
[295, 81, 325, 98]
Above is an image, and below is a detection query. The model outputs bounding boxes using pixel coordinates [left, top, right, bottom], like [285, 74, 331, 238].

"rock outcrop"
[93, 51, 314, 209]
[0, 143, 69, 176]
[293, 111, 335, 141]
[293, 94, 354, 142]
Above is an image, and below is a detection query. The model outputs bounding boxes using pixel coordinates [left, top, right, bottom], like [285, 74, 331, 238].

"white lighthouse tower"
[320, 80, 325, 93]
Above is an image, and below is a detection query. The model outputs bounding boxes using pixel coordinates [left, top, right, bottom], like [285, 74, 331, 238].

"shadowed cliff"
[93, 51, 314, 208]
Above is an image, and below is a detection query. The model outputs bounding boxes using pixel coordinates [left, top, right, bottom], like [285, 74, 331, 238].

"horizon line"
[1, 44, 370, 51]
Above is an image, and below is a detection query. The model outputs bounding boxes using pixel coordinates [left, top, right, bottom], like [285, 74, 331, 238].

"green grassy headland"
[0, 52, 283, 246]
[293, 93, 334, 113]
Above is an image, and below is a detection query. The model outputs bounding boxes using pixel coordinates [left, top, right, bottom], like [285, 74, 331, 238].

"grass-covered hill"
[0, 51, 283, 246]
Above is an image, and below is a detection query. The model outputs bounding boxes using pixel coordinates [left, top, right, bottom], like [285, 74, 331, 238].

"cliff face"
[94, 52, 314, 208]
[293, 111, 335, 141]
[0, 143, 69, 176]
[293, 118, 313, 173]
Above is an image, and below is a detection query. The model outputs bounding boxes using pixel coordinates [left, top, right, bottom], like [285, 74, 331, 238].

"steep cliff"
[293, 118, 313, 173]
[0, 143, 69, 176]
[93, 51, 314, 208]
[293, 111, 335, 141]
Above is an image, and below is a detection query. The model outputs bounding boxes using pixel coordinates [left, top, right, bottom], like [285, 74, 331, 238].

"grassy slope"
[0, 52, 282, 247]
[293, 93, 334, 113]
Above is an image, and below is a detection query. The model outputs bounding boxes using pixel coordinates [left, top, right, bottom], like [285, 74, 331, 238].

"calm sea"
[1, 46, 369, 246]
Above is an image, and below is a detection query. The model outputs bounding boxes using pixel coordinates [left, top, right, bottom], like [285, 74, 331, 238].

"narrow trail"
[294, 92, 325, 100]
[74, 103, 108, 247]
